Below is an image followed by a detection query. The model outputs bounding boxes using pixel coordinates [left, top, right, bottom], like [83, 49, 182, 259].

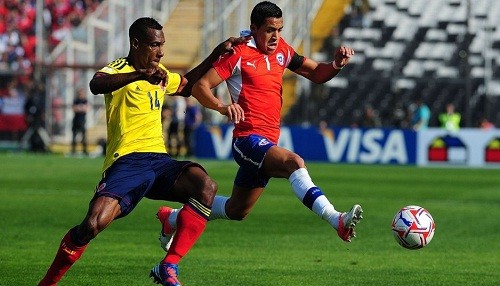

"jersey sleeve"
[98, 58, 127, 74]
[288, 52, 306, 71]
[164, 70, 181, 95]
[213, 52, 240, 80]
[279, 39, 305, 71]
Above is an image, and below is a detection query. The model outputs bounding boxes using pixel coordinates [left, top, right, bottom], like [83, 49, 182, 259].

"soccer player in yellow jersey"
[38, 17, 243, 286]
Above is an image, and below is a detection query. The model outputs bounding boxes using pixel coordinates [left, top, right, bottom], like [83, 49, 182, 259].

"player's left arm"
[293, 46, 354, 84]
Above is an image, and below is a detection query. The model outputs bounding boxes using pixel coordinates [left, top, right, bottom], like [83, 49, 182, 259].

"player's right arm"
[89, 68, 167, 95]
[192, 68, 244, 124]
[176, 36, 247, 97]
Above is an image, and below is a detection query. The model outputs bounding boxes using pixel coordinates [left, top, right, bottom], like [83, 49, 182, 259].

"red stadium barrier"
[0, 114, 28, 132]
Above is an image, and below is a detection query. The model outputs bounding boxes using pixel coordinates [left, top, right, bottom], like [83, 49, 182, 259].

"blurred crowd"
[0, 0, 102, 147]
[0, 0, 496, 149]
[0, 0, 102, 78]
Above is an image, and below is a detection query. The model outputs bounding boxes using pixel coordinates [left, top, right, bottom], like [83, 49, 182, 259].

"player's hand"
[333, 46, 354, 68]
[219, 103, 245, 123]
[138, 68, 168, 86]
[217, 36, 248, 55]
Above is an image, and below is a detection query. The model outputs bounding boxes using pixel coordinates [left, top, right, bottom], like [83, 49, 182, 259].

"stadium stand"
[1, 0, 177, 151]
[2, 0, 498, 151]
[0, 0, 103, 78]
[284, 0, 500, 128]
[0, 0, 102, 140]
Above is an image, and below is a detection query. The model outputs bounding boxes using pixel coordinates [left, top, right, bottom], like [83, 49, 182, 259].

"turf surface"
[0, 153, 498, 285]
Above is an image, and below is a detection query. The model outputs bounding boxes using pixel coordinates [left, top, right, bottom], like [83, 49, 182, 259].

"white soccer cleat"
[337, 204, 363, 242]
[157, 206, 176, 252]
[159, 232, 174, 252]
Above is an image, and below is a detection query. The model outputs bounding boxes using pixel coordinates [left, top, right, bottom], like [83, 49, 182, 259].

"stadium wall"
[195, 124, 500, 168]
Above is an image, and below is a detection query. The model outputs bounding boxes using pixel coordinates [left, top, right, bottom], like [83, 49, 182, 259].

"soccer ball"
[391, 205, 435, 249]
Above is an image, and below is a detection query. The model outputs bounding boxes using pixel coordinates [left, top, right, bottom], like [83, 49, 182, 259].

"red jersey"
[213, 37, 301, 143]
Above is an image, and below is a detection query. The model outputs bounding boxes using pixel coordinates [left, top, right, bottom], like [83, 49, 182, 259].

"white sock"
[168, 196, 229, 229]
[289, 168, 341, 229]
[208, 196, 230, 220]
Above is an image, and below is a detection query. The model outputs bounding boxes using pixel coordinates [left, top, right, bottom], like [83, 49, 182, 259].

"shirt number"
[147, 91, 161, 110]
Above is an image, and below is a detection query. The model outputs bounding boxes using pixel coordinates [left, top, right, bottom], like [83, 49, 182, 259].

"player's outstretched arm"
[294, 46, 354, 84]
[89, 68, 166, 95]
[178, 36, 247, 97]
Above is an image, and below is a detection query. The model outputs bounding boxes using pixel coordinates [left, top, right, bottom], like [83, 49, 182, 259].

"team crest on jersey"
[258, 138, 270, 146]
[96, 182, 106, 193]
[276, 53, 285, 66]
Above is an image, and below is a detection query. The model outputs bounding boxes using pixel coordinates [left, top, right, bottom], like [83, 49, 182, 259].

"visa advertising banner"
[195, 125, 499, 167]
[195, 125, 417, 165]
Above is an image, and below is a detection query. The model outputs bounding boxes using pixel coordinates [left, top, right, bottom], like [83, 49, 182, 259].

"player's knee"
[284, 153, 305, 171]
[78, 221, 98, 242]
[198, 176, 218, 206]
[83, 216, 110, 240]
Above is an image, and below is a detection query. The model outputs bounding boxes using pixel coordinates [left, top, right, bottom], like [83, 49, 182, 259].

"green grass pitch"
[0, 153, 499, 285]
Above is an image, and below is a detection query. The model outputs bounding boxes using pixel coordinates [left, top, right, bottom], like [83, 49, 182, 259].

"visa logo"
[322, 129, 409, 164]
[206, 126, 410, 164]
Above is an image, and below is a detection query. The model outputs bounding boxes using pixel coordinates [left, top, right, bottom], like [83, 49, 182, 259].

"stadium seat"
[285, 0, 500, 128]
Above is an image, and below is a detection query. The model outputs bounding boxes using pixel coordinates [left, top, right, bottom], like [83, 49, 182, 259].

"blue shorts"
[93, 153, 203, 218]
[232, 135, 275, 188]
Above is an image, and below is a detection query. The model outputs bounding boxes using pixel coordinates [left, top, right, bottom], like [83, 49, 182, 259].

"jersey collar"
[246, 37, 257, 49]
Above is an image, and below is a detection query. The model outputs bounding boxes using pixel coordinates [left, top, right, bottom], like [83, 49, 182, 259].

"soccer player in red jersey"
[38, 17, 243, 286]
[157, 1, 363, 252]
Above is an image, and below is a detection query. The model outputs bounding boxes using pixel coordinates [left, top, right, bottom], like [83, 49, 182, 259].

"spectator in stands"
[51, 95, 64, 135]
[23, 81, 49, 152]
[46, 0, 102, 49]
[0, 0, 103, 78]
[0, 77, 28, 139]
[318, 120, 334, 138]
[359, 104, 382, 128]
[2, 78, 26, 115]
[161, 103, 172, 145]
[391, 100, 408, 128]
[71, 88, 89, 155]
[409, 97, 430, 131]
[479, 117, 494, 130]
[183, 97, 202, 157]
[340, 0, 371, 30]
[321, 26, 342, 61]
[438, 103, 461, 132]
[167, 96, 186, 157]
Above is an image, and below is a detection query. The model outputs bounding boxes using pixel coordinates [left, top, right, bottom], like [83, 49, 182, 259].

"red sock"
[38, 229, 88, 286]
[163, 200, 210, 264]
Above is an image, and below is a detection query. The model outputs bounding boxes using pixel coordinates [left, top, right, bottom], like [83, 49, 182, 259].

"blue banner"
[195, 124, 417, 165]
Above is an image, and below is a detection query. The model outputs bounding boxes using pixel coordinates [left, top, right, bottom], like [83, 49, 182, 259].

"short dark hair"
[129, 17, 163, 41]
[251, 1, 282, 28]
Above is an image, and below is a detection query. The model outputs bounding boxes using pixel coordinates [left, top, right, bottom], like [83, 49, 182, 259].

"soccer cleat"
[157, 206, 175, 252]
[337, 204, 363, 242]
[150, 263, 181, 286]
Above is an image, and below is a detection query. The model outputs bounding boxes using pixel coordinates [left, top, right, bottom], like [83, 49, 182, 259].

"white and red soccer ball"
[391, 205, 435, 249]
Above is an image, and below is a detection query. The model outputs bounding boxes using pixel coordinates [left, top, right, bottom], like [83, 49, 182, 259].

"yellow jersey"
[97, 57, 182, 172]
